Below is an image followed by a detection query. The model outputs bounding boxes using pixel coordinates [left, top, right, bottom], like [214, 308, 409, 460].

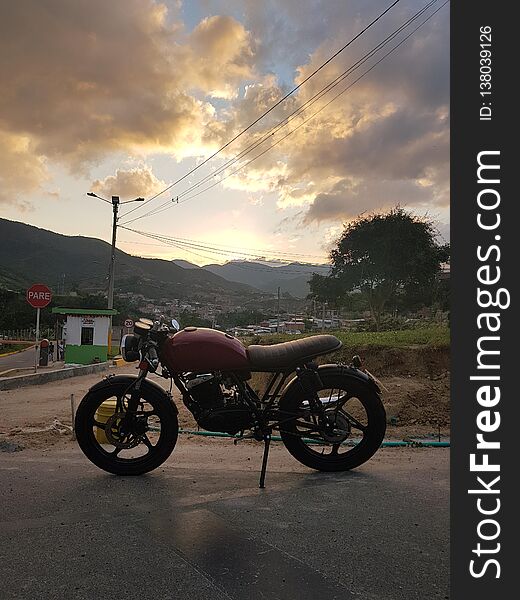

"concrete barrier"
[0, 362, 112, 391]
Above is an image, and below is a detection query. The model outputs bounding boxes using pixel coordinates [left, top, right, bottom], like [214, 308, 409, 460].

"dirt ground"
[249, 347, 450, 426]
[0, 345, 450, 452]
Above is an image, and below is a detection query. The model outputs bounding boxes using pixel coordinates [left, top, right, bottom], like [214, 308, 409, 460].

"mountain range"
[200, 261, 328, 298]
[0, 218, 328, 301]
[0, 218, 264, 303]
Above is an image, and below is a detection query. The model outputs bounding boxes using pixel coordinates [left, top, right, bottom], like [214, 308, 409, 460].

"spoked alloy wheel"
[75, 382, 178, 475]
[279, 372, 386, 472]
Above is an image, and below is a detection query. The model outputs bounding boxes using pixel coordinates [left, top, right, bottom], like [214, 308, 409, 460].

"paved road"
[0, 445, 449, 600]
[0, 347, 36, 371]
[0, 346, 63, 374]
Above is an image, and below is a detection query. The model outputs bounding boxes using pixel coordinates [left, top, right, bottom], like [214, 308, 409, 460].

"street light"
[87, 192, 145, 352]
[86, 192, 111, 204]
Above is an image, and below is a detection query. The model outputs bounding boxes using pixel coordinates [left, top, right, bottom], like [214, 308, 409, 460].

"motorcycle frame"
[127, 354, 377, 488]
[169, 363, 336, 488]
[172, 366, 315, 435]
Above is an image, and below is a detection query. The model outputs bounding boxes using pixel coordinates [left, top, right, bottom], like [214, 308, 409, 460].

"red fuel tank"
[160, 327, 250, 373]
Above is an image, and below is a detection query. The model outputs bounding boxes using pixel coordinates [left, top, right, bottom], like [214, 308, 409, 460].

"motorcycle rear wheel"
[279, 371, 386, 472]
[75, 381, 178, 475]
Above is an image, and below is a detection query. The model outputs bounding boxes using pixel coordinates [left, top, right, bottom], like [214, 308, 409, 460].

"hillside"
[204, 261, 330, 298]
[172, 259, 200, 270]
[0, 219, 267, 303]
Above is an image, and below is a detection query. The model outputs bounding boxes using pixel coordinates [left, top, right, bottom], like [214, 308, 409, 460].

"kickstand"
[259, 432, 271, 489]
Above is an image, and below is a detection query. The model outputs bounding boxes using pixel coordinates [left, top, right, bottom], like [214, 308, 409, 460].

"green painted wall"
[65, 344, 108, 365]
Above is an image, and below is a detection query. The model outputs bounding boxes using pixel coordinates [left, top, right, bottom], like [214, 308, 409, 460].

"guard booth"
[52, 308, 118, 364]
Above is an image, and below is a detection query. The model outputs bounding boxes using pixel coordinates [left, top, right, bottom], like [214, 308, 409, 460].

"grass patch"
[246, 325, 450, 350]
[337, 326, 450, 349]
[0, 342, 32, 356]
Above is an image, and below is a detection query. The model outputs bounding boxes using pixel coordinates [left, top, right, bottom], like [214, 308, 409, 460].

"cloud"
[91, 165, 168, 200]
[303, 178, 436, 223]
[185, 15, 257, 98]
[0, 0, 449, 227]
[0, 0, 257, 200]
[0, 131, 48, 208]
[200, 0, 449, 224]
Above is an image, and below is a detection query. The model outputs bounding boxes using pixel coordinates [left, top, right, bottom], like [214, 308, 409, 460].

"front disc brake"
[104, 412, 141, 449]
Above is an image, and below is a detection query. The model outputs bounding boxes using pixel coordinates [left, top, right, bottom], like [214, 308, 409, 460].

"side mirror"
[171, 319, 180, 332]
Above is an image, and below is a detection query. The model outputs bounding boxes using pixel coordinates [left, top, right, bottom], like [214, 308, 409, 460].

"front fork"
[122, 364, 148, 413]
[123, 339, 159, 413]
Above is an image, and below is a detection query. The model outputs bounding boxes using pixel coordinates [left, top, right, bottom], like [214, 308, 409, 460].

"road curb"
[0, 361, 112, 391]
[0, 368, 19, 378]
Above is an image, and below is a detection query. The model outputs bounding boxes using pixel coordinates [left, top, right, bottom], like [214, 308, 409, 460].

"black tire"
[75, 381, 178, 475]
[279, 370, 386, 472]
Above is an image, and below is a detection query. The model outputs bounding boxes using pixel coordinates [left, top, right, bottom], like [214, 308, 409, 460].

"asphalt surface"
[0, 445, 449, 600]
[0, 347, 36, 371]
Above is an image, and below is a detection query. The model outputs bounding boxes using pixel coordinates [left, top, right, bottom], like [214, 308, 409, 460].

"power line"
[125, 0, 448, 223]
[129, 0, 439, 220]
[120, 226, 331, 269]
[120, 227, 328, 260]
[155, 239, 325, 274]
[119, 238, 326, 259]
[121, 229, 330, 270]
[119, 0, 402, 221]
[152, 238, 320, 263]
[124, 0, 445, 224]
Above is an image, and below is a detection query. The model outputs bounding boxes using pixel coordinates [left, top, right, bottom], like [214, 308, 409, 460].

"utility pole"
[87, 192, 144, 352]
[107, 196, 119, 303]
[106, 195, 119, 353]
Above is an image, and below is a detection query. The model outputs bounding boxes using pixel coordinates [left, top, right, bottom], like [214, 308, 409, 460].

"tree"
[218, 310, 268, 328]
[307, 273, 345, 306]
[178, 311, 212, 329]
[310, 208, 449, 329]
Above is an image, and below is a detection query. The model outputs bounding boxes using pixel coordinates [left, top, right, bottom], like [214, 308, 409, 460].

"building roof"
[52, 307, 118, 316]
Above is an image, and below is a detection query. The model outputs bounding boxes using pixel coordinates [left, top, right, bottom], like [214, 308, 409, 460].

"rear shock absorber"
[295, 363, 324, 406]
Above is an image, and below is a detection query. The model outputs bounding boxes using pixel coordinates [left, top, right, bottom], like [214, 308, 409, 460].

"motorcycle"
[75, 317, 386, 487]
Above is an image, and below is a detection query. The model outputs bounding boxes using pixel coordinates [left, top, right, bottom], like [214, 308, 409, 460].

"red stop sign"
[26, 284, 52, 308]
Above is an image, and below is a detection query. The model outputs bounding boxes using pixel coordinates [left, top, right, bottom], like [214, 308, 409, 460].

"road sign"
[124, 319, 134, 329]
[25, 284, 52, 372]
[26, 284, 52, 309]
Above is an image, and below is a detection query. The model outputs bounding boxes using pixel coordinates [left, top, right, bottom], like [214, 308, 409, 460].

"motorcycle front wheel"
[279, 371, 386, 472]
[75, 381, 178, 475]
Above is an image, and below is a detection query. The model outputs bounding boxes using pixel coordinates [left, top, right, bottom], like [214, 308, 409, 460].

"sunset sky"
[0, 0, 449, 266]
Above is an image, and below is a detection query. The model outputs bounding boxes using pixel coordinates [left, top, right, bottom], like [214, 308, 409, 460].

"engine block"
[184, 373, 253, 434]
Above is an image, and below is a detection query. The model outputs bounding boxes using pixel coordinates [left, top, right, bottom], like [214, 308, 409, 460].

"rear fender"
[280, 363, 380, 403]
[87, 375, 178, 414]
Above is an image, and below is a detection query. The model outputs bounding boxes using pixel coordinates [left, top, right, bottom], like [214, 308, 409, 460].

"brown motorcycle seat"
[247, 334, 342, 371]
